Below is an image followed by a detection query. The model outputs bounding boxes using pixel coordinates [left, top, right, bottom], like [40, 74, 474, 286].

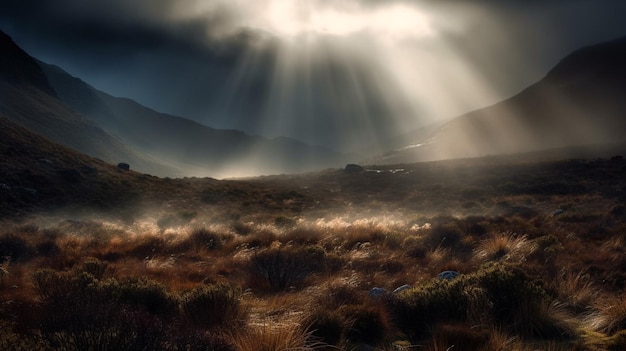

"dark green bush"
[391, 264, 563, 340]
[391, 278, 468, 339]
[180, 283, 244, 329]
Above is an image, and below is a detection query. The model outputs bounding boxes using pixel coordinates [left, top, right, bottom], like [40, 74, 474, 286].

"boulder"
[368, 287, 387, 297]
[345, 164, 364, 173]
[392, 284, 412, 294]
[117, 162, 130, 171]
[437, 271, 460, 281]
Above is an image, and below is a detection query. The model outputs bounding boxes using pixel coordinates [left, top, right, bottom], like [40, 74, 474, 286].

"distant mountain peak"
[0, 30, 56, 96]
[545, 35, 626, 86]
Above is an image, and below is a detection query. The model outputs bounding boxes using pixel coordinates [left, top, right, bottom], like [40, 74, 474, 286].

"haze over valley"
[3, 2, 626, 350]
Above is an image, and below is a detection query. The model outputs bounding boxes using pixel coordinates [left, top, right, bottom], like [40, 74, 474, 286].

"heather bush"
[0, 234, 33, 262]
[180, 283, 244, 329]
[302, 308, 345, 346]
[164, 329, 236, 351]
[44, 304, 167, 351]
[340, 304, 391, 345]
[75, 257, 108, 279]
[250, 245, 329, 291]
[425, 221, 464, 249]
[391, 277, 469, 339]
[186, 227, 227, 251]
[105, 277, 178, 316]
[316, 282, 363, 309]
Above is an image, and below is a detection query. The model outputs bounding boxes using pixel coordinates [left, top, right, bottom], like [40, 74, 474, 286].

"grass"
[1, 152, 626, 349]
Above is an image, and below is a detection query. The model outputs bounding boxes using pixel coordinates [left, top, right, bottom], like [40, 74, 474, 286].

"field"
[1, 153, 626, 350]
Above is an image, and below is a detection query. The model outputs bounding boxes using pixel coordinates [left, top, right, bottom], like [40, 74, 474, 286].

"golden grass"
[231, 323, 323, 351]
[1, 155, 626, 349]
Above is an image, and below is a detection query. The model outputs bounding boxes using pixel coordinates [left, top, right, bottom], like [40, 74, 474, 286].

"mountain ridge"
[0, 30, 351, 178]
[38, 60, 352, 178]
[376, 35, 626, 164]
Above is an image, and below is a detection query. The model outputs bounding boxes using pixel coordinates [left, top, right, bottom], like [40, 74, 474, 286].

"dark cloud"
[2, 0, 626, 152]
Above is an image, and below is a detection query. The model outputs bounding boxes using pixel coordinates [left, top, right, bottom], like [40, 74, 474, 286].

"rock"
[117, 162, 130, 171]
[553, 209, 564, 216]
[392, 284, 412, 294]
[437, 271, 460, 281]
[345, 164, 364, 173]
[368, 287, 387, 297]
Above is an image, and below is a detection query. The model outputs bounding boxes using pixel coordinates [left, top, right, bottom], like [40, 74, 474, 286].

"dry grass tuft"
[474, 232, 534, 263]
[231, 323, 323, 351]
[584, 295, 626, 335]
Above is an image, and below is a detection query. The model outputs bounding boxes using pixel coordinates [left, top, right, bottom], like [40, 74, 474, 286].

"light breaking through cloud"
[2, 0, 626, 155]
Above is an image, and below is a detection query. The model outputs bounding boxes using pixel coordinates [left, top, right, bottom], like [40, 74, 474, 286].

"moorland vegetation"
[1, 153, 626, 350]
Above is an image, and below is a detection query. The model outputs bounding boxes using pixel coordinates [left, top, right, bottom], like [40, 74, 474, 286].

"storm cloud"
[2, 0, 626, 152]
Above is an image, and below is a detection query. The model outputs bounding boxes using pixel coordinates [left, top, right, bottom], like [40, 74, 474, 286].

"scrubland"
[1, 155, 626, 350]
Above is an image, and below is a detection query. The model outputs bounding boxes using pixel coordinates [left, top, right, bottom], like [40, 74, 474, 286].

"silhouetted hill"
[39, 62, 351, 178]
[379, 36, 626, 164]
[0, 31, 179, 177]
[0, 31, 55, 96]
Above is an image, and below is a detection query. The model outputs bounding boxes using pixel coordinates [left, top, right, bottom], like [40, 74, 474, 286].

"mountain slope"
[0, 31, 180, 177]
[379, 36, 626, 164]
[0, 114, 170, 217]
[39, 61, 351, 178]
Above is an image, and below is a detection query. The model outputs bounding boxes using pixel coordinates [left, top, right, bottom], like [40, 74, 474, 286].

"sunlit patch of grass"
[231, 323, 322, 351]
[550, 270, 599, 313]
[474, 232, 534, 263]
[584, 295, 626, 335]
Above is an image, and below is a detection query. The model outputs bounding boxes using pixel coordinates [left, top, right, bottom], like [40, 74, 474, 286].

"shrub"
[391, 278, 468, 339]
[426, 222, 464, 249]
[426, 323, 490, 351]
[470, 263, 574, 338]
[302, 308, 345, 346]
[44, 305, 167, 351]
[180, 283, 244, 329]
[250, 246, 328, 291]
[107, 277, 178, 316]
[0, 234, 33, 261]
[187, 228, 225, 251]
[74, 257, 108, 279]
[165, 329, 236, 351]
[341, 304, 391, 345]
[391, 264, 569, 340]
[316, 282, 363, 309]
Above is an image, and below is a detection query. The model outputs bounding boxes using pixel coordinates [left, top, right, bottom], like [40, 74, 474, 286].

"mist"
[3, 0, 626, 155]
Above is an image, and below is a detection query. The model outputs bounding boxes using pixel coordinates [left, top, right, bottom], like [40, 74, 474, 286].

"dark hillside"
[0, 31, 179, 176]
[0, 115, 180, 218]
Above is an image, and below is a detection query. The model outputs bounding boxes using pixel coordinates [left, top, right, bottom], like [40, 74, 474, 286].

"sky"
[2, 0, 626, 153]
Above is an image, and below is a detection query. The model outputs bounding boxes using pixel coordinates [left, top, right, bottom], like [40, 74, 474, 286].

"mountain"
[377, 36, 626, 164]
[0, 31, 180, 177]
[0, 113, 165, 218]
[39, 61, 350, 178]
[0, 30, 350, 178]
[40, 62, 347, 177]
